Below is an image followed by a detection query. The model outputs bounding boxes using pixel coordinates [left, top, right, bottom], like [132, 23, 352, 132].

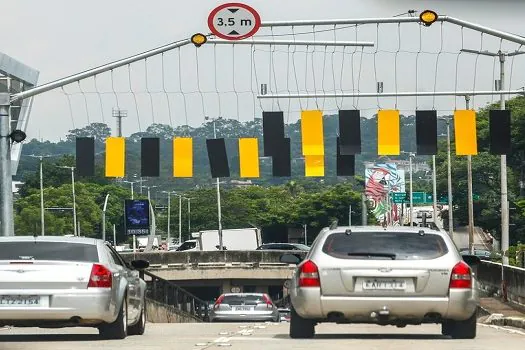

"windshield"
[177, 241, 197, 251]
[322, 231, 448, 260]
[222, 294, 268, 305]
[0, 241, 99, 262]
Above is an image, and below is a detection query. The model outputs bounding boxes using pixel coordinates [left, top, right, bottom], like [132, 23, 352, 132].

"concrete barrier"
[146, 298, 202, 323]
[477, 261, 525, 307]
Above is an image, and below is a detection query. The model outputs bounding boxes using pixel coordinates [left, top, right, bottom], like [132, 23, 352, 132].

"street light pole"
[187, 198, 191, 236]
[167, 192, 171, 249]
[499, 51, 510, 266]
[38, 156, 45, 236]
[432, 155, 438, 221]
[208, 117, 224, 251]
[409, 153, 414, 225]
[465, 95, 475, 254]
[102, 193, 110, 241]
[178, 194, 182, 245]
[446, 119, 454, 238]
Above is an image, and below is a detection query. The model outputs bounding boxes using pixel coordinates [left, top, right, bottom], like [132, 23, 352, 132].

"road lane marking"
[479, 323, 525, 336]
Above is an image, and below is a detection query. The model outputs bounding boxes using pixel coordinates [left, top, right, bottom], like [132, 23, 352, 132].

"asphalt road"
[1, 322, 524, 350]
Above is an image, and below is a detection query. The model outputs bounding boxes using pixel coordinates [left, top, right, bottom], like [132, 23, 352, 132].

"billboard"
[365, 163, 406, 225]
[124, 199, 150, 236]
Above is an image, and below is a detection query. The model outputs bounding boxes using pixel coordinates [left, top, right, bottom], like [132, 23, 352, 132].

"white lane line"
[214, 337, 232, 343]
[479, 323, 525, 336]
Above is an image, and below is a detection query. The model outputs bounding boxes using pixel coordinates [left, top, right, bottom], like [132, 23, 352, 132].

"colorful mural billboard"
[365, 163, 406, 225]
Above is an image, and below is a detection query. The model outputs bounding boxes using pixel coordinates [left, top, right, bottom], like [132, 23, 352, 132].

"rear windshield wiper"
[347, 252, 397, 260]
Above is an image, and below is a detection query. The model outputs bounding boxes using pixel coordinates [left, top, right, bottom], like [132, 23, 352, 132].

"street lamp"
[122, 180, 138, 200]
[57, 166, 77, 237]
[205, 116, 224, 250]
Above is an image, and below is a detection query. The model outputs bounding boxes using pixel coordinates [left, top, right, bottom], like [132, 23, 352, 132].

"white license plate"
[363, 279, 406, 290]
[0, 295, 40, 306]
[234, 306, 252, 311]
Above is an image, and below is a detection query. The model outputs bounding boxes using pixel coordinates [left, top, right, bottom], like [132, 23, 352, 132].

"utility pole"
[178, 194, 182, 245]
[167, 192, 171, 249]
[348, 204, 352, 226]
[187, 197, 191, 236]
[446, 118, 454, 238]
[303, 224, 307, 245]
[206, 116, 224, 251]
[432, 155, 438, 222]
[499, 51, 510, 266]
[0, 92, 14, 236]
[361, 193, 367, 226]
[465, 95, 475, 255]
[112, 108, 127, 137]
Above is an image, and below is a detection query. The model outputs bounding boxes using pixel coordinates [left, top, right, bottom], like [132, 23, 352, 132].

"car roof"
[0, 236, 100, 245]
[318, 225, 446, 239]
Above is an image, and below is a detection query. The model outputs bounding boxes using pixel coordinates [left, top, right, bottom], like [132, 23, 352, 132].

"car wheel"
[99, 297, 128, 339]
[450, 312, 477, 339]
[128, 299, 146, 336]
[289, 306, 315, 339]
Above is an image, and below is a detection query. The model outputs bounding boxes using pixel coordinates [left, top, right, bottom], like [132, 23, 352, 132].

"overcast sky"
[4, 0, 525, 141]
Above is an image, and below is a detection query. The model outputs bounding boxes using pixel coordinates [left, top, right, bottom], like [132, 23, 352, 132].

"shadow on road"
[0, 333, 102, 342]
[274, 333, 448, 340]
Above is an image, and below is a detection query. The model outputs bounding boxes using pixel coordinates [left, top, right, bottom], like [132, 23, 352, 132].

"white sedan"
[0, 236, 149, 339]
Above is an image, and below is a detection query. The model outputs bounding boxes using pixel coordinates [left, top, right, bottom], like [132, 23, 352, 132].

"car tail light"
[299, 260, 320, 287]
[262, 294, 274, 308]
[214, 295, 225, 309]
[87, 264, 112, 288]
[449, 261, 472, 289]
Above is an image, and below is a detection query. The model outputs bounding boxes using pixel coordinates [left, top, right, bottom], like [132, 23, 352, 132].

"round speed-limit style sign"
[208, 3, 261, 40]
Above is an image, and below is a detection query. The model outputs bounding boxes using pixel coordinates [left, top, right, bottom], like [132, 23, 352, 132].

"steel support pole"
[409, 154, 414, 225]
[499, 52, 510, 266]
[213, 120, 224, 251]
[447, 119, 454, 238]
[39, 156, 45, 236]
[102, 193, 109, 241]
[0, 94, 13, 236]
[432, 155, 438, 223]
[167, 193, 170, 249]
[465, 95, 475, 254]
[187, 198, 191, 236]
[71, 168, 77, 237]
[178, 195, 182, 246]
[362, 193, 367, 226]
[349, 204, 352, 226]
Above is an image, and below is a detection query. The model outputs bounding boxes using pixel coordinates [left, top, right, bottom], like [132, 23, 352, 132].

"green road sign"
[412, 192, 426, 203]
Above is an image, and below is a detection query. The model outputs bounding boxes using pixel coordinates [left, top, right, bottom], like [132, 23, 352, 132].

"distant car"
[256, 243, 310, 251]
[209, 293, 280, 322]
[460, 248, 499, 261]
[0, 236, 150, 339]
[280, 226, 480, 339]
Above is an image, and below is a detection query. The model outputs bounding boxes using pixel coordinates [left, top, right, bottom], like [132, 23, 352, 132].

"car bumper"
[291, 287, 478, 322]
[0, 289, 116, 325]
[210, 312, 278, 322]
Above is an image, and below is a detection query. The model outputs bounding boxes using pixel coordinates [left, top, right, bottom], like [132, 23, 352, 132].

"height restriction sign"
[208, 3, 261, 40]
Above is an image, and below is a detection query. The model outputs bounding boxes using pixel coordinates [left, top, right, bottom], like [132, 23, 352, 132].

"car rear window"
[0, 241, 99, 262]
[222, 294, 266, 305]
[322, 231, 448, 260]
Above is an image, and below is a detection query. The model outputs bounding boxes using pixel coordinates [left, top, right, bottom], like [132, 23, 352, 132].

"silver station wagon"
[280, 226, 480, 339]
[209, 293, 280, 322]
[0, 236, 150, 339]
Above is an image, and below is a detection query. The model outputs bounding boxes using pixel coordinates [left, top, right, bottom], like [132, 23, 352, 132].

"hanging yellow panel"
[301, 110, 324, 156]
[239, 138, 260, 178]
[173, 137, 193, 177]
[105, 137, 125, 177]
[454, 110, 478, 155]
[305, 155, 325, 177]
[377, 110, 400, 155]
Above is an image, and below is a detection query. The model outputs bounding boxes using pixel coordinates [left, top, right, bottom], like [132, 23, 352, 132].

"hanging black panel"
[272, 138, 291, 177]
[416, 110, 438, 155]
[206, 138, 230, 178]
[76, 137, 95, 176]
[263, 111, 285, 156]
[338, 110, 361, 155]
[141, 138, 160, 177]
[489, 109, 511, 155]
[336, 137, 355, 176]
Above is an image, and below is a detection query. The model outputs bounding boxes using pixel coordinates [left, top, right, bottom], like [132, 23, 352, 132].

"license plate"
[363, 279, 406, 290]
[234, 306, 252, 311]
[0, 295, 40, 306]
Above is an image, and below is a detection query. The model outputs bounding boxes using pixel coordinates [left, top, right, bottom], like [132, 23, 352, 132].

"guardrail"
[477, 260, 525, 307]
[139, 269, 210, 321]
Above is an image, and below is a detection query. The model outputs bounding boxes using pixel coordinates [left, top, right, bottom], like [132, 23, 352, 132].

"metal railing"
[139, 270, 209, 322]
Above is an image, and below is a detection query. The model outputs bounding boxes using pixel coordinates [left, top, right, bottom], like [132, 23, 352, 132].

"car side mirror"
[280, 254, 302, 265]
[130, 259, 150, 270]
[462, 254, 481, 267]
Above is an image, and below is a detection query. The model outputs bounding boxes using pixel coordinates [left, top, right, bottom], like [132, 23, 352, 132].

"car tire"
[441, 320, 453, 336]
[128, 299, 146, 336]
[450, 312, 477, 339]
[99, 297, 128, 339]
[289, 306, 315, 339]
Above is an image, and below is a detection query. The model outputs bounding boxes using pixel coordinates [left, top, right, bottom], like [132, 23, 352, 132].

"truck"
[137, 236, 159, 251]
[176, 228, 261, 251]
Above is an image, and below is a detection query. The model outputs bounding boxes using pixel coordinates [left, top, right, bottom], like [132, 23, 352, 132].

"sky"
[3, 0, 525, 141]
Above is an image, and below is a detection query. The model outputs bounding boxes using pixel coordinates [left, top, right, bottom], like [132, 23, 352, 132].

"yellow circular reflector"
[419, 10, 438, 26]
[191, 33, 207, 47]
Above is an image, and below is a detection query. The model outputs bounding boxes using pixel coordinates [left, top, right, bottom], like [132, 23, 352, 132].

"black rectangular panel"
[272, 138, 291, 177]
[141, 138, 160, 177]
[416, 110, 438, 155]
[490, 109, 511, 155]
[206, 138, 230, 178]
[76, 137, 95, 176]
[263, 111, 285, 156]
[339, 110, 361, 155]
[336, 137, 355, 176]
